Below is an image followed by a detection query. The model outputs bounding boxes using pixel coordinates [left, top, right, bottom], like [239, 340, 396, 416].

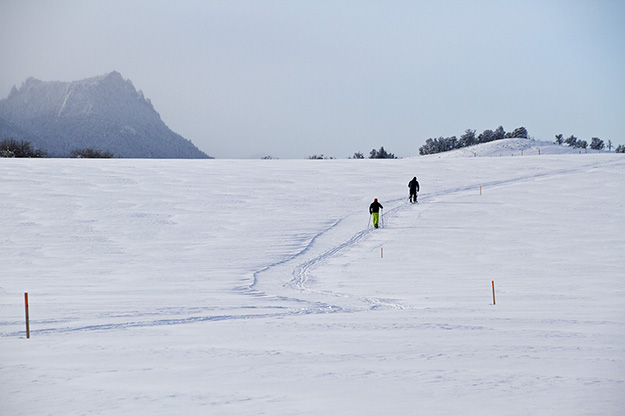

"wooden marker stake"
[492, 281, 496, 305]
[25, 292, 30, 339]
[381, 247, 384, 258]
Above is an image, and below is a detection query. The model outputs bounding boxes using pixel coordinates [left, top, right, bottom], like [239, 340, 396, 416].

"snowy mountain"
[0, 72, 210, 158]
[0, 115, 37, 143]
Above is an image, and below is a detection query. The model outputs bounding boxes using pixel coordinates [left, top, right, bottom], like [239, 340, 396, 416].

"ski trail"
[280, 157, 621, 311]
[9, 157, 619, 338]
[2, 305, 344, 338]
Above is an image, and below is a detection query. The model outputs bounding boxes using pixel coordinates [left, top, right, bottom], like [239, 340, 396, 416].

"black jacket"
[409, 178, 420, 192]
[369, 201, 383, 214]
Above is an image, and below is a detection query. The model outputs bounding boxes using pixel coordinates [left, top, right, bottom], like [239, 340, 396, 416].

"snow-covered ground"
[433, 138, 604, 158]
[1, 145, 624, 415]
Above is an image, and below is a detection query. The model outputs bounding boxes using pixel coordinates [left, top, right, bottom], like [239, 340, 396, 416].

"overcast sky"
[1, 0, 624, 158]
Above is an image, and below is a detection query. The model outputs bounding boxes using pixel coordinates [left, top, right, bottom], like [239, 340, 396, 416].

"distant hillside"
[0, 72, 211, 158]
[428, 138, 602, 158]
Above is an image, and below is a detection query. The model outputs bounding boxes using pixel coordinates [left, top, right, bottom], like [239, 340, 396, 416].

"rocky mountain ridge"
[0, 72, 210, 158]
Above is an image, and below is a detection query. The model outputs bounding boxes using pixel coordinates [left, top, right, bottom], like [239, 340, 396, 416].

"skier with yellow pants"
[369, 198, 383, 228]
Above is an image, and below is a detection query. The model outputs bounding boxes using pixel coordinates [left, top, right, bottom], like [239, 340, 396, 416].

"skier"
[408, 176, 420, 203]
[369, 198, 383, 228]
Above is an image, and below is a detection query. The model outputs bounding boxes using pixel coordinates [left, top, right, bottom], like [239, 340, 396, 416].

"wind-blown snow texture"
[1, 144, 624, 415]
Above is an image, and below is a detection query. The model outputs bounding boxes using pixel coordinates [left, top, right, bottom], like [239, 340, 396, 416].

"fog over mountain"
[0, 72, 210, 158]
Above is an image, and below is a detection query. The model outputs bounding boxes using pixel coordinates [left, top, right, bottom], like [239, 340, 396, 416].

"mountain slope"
[0, 72, 210, 158]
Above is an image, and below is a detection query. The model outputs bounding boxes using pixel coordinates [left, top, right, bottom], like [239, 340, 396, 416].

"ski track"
[4, 157, 619, 338]
[247, 156, 620, 314]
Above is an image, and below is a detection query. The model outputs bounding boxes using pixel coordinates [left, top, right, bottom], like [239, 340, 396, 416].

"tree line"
[419, 126, 528, 155]
[306, 146, 397, 160]
[0, 138, 114, 158]
[352, 146, 396, 159]
[554, 134, 624, 152]
[5, 134, 623, 160]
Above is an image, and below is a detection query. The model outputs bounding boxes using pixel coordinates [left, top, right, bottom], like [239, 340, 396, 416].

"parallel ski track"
[1, 306, 338, 338]
[5, 157, 621, 338]
[277, 157, 624, 311]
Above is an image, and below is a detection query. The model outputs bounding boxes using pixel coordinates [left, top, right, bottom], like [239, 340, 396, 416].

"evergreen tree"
[369, 146, 396, 159]
[590, 138, 605, 150]
[478, 129, 495, 143]
[565, 135, 578, 147]
[493, 126, 506, 140]
[555, 134, 564, 145]
[419, 139, 435, 155]
[446, 136, 458, 151]
[507, 127, 528, 139]
[0, 138, 47, 157]
[459, 129, 477, 147]
[70, 148, 114, 158]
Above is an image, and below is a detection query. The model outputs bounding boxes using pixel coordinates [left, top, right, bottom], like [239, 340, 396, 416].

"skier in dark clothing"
[408, 176, 420, 203]
[369, 198, 383, 228]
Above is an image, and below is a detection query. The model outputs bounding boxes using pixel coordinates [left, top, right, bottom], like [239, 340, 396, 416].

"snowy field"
[1, 141, 624, 415]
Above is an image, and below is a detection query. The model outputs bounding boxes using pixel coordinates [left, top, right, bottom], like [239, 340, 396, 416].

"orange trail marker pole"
[381, 247, 383, 258]
[492, 281, 496, 305]
[24, 292, 30, 339]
